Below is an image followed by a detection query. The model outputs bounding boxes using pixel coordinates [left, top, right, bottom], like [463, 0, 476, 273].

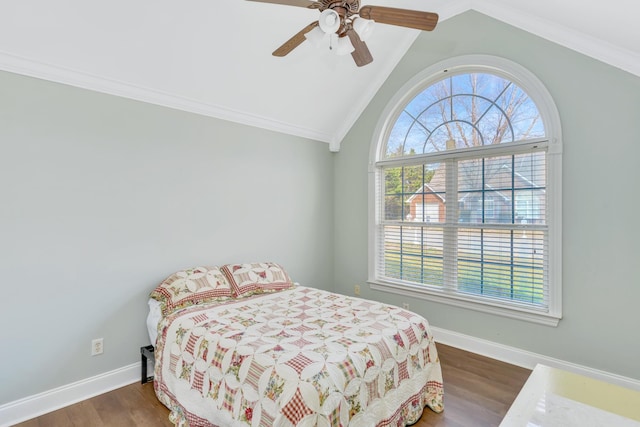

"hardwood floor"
[13, 344, 531, 427]
[418, 344, 531, 427]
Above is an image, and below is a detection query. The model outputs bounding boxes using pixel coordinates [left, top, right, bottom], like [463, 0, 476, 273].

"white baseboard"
[0, 363, 139, 427]
[431, 326, 640, 392]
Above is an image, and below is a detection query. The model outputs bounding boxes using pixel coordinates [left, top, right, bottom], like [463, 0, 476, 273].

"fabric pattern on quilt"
[150, 266, 233, 316]
[220, 262, 294, 298]
[154, 286, 444, 427]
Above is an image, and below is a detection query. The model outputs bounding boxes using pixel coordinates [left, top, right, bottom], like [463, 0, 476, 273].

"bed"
[148, 263, 444, 427]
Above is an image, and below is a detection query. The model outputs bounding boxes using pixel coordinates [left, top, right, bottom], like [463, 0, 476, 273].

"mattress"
[147, 297, 163, 345]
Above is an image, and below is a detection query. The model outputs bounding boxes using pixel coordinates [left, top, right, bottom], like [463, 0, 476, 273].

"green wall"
[0, 70, 334, 404]
[334, 11, 640, 380]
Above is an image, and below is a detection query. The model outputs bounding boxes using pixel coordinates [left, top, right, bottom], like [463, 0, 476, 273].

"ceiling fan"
[247, 0, 438, 67]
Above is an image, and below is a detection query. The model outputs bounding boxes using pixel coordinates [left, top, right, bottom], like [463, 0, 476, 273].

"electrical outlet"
[91, 338, 104, 356]
[354, 284, 361, 296]
[402, 302, 410, 310]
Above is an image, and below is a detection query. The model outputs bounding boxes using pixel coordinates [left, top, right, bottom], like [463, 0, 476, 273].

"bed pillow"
[150, 266, 233, 316]
[220, 262, 294, 298]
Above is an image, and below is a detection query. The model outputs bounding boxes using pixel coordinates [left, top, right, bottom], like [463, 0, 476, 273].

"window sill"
[368, 279, 561, 327]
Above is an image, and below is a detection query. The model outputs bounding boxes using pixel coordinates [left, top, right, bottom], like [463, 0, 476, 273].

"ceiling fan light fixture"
[304, 26, 329, 48]
[332, 34, 355, 56]
[352, 17, 375, 41]
[318, 9, 341, 33]
[255, 0, 439, 67]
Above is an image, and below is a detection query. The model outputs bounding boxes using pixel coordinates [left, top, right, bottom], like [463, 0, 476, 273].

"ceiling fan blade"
[272, 22, 319, 57]
[246, 0, 320, 8]
[358, 6, 438, 31]
[346, 29, 373, 67]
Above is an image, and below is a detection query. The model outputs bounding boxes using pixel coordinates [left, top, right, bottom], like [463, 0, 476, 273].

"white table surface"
[500, 364, 640, 427]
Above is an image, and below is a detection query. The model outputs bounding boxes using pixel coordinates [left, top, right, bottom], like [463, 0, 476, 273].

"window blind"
[376, 147, 549, 311]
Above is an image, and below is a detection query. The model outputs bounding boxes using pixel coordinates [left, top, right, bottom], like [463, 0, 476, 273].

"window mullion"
[481, 158, 486, 295]
[421, 166, 426, 284]
[510, 155, 516, 299]
[443, 159, 458, 291]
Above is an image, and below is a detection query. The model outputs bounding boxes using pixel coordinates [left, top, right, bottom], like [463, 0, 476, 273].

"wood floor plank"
[65, 400, 104, 426]
[10, 419, 39, 427]
[13, 344, 531, 427]
[92, 390, 139, 426]
[23, 407, 73, 427]
[414, 344, 531, 427]
[116, 383, 173, 426]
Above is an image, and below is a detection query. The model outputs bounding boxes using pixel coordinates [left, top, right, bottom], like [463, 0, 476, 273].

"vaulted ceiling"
[1, 0, 638, 151]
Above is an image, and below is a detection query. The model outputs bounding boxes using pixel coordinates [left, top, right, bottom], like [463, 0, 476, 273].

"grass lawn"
[383, 238, 545, 305]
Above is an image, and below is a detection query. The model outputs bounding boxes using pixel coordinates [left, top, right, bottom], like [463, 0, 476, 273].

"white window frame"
[367, 55, 563, 326]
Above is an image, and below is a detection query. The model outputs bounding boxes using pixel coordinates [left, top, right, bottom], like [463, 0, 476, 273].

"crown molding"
[0, 50, 333, 145]
[471, 0, 640, 78]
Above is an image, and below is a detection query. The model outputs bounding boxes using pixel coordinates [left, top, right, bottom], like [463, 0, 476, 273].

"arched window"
[369, 56, 562, 325]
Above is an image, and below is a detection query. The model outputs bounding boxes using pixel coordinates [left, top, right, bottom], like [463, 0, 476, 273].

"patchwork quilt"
[154, 286, 444, 427]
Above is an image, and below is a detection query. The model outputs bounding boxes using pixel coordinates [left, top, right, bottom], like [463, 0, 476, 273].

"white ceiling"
[1, 0, 639, 151]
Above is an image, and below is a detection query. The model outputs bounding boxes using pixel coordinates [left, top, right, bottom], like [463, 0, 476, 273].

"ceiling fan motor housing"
[320, 0, 360, 15]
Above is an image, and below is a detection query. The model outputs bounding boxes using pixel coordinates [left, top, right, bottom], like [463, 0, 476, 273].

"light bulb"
[304, 26, 328, 48]
[318, 9, 341, 34]
[353, 17, 374, 41]
[333, 34, 355, 56]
